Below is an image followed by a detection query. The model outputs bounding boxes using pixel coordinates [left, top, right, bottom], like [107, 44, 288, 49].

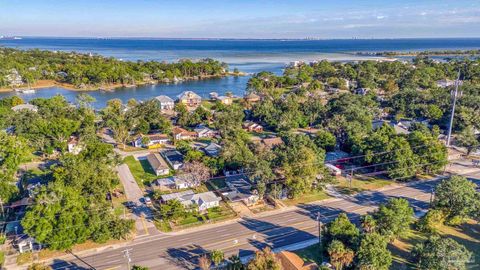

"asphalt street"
[48, 171, 480, 270]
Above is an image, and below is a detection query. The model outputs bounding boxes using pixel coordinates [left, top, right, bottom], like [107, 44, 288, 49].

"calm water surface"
[1, 38, 479, 108]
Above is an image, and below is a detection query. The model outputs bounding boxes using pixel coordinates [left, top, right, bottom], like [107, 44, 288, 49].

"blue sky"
[1, 0, 479, 38]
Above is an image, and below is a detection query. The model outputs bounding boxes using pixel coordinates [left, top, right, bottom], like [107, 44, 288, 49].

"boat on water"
[14, 88, 36, 94]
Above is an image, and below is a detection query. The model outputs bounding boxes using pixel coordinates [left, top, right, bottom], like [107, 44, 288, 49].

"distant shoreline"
[0, 72, 247, 93]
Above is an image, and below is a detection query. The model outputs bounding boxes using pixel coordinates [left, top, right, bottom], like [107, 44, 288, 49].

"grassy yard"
[390, 220, 480, 269]
[155, 203, 236, 232]
[123, 156, 159, 187]
[335, 177, 394, 195]
[283, 190, 331, 206]
[294, 244, 323, 266]
[294, 221, 479, 269]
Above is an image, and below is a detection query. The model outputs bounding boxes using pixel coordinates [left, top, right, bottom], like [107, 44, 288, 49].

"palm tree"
[328, 240, 355, 270]
[210, 250, 224, 269]
[361, 214, 377, 233]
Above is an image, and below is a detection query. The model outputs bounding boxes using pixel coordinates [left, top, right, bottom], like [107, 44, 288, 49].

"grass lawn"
[155, 203, 236, 232]
[294, 244, 323, 265]
[335, 177, 393, 195]
[294, 220, 479, 269]
[123, 156, 159, 187]
[389, 220, 480, 269]
[283, 190, 331, 206]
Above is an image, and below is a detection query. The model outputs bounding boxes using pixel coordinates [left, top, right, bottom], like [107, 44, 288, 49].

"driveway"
[116, 164, 158, 236]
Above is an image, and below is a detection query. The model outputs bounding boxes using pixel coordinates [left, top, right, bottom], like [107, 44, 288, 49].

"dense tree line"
[0, 48, 228, 88]
[0, 95, 134, 250]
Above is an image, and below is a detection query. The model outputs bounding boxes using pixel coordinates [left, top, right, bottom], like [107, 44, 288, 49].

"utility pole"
[316, 212, 323, 262]
[446, 71, 462, 147]
[123, 248, 133, 270]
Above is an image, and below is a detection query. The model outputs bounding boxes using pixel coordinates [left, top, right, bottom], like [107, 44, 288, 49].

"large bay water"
[1, 38, 479, 108]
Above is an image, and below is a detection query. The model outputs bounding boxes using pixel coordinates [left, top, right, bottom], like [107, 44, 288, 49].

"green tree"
[373, 198, 414, 240]
[433, 176, 478, 221]
[413, 236, 472, 270]
[417, 209, 445, 233]
[314, 130, 336, 151]
[326, 213, 360, 248]
[327, 240, 355, 270]
[131, 266, 149, 270]
[361, 215, 377, 234]
[356, 233, 392, 270]
[227, 255, 244, 270]
[27, 263, 52, 270]
[247, 247, 281, 270]
[210, 250, 224, 268]
[456, 126, 480, 155]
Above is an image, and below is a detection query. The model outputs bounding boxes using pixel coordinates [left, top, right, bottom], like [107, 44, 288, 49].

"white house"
[155, 173, 200, 190]
[132, 133, 170, 148]
[146, 153, 170, 176]
[11, 104, 38, 113]
[194, 125, 216, 138]
[161, 190, 221, 212]
[67, 136, 83, 154]
[155, 95, 175, 111]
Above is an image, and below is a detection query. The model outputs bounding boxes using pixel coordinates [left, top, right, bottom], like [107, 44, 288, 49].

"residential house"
[67, 136, 83, 154]
[5, 69, 23, 87]
[11, 104, 38, 112]
[262, 137, 283, 148]
[389, 120, 412, 135]
[244, 92, 261, 103]
[160, 190, 221, 212]
[203, 142, 222, 157]
[146, 153, 170, 176]
[154, 173, 200, 190]
[223, 176, 259, 206]
[173, 127, 198, 140]
[161, 150, 184, 170]
[354, 88, 369, 95]
[325, 150, 350, 163]
[436, 79, 462, 88]
[132, 133, 170, 148]
[194, 125, 217, 138]
[216, 96, 233, 105]
[209, 92, 219, 99]
[155, 95, 175, 111]
[243, 121, 263, 133]
[276, 251, 318, 270]
[177, 91, 202, 107]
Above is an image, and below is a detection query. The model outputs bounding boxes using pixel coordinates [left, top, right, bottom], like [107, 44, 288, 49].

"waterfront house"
[203, 142, 222, 157]
[173, 127, 198, 140]
[11, 104, 38, 113]
[5, 69, 23, 87]
[244, 92, 261, 103]
[132, 133, 170, 148]
[177, 91, 202, 107]
[146, 153, 170, 176]
[161, 150, 184, 170]
[243, 121, 263, 133]
[216, 96, 233, 105]
[155, 95, 175, 111]
[160, 190, 221, 212]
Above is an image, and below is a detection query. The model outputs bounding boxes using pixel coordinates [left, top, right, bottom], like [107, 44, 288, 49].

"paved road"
[49, 171, 480, 270]
[116, 164, 157, 237]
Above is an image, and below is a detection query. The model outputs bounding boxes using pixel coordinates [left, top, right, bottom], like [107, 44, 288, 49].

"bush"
[445, 215, 464, 226]
[0, 251, 4, 267]
[417, 209, 445, 233]
[0, 234, 5, 244]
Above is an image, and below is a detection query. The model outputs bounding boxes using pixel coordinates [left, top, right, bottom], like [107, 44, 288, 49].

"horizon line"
[3, 35, 480, 41]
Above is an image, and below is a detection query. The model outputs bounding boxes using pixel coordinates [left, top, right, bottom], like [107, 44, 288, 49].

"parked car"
[143, 197, 152, 206]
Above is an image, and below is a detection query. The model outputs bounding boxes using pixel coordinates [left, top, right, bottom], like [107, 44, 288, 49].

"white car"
[143, 197, 152, 206]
